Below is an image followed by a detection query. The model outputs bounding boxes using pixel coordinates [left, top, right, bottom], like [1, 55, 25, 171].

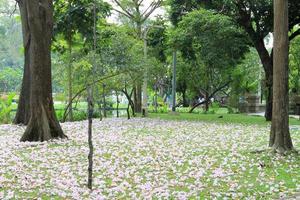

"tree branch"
[113, 8, 132, 19]
[189, 80, 232, 113]
[62, 71, 125, 122]
[112, 0, 134, 18]
[141, 0, 162, 22]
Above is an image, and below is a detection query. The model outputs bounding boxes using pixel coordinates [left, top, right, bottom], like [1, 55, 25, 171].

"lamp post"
[172, 50, 177, 112]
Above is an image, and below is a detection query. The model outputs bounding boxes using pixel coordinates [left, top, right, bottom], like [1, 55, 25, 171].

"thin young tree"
[17, 0, 66, 141]
[87, 0, 97, 190]
[270, 0, 293, 153]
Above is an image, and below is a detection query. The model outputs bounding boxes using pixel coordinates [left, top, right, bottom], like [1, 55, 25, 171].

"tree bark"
[102, 84, 107, 118]
[253, 39, 273, 121]
[67, 37, 73, 121]
[97, 101, 103, 121]
[154, 85, 158, 113]
[122, 88, 135, 117]
[205, 91, 209, 112]
[116, 90, 119, 118]
[270, 0, 293, 153]
[172, 50, 177, 112]
[135, 84, 142, 113]
[19, 0, 66, 142]
[14, 0, 31, 125]
[87, 88, 94, 189]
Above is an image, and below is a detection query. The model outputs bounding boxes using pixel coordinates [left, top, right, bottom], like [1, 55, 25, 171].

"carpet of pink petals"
[0, 118, 299, 199]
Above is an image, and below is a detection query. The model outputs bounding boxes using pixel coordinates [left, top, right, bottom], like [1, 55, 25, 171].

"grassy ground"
[149, 112, 300, 126]
[0, 118, 299, 199]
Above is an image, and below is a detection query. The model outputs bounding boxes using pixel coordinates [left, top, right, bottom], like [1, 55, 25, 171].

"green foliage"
[167, 0, 210, 26]
[172, 9, 249, 66]
[0, 5, 23, 70]
[209, 102, 220, 114]
[54, 0, 111, 48]
[168, 0, 300, 40]
[0, 68, 22, 92]
[169, 9, 249, 104]
[147, 17, 168, 63]
[231, 48, 262, 95]
[289, 36, 300, 93]
[53, 93, 67, 102]
[149, 104, 169, 113]
[0, 93, 15, 124]
[56, 109, 86, 122]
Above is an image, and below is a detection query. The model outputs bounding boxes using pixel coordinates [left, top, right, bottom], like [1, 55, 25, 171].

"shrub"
[0, 93, 15, 124]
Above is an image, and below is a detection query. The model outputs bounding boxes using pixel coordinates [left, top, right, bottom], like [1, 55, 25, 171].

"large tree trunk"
[19, 0, 66, 142]
[14, 1, 31, 125]
[270, 0, 293, 153]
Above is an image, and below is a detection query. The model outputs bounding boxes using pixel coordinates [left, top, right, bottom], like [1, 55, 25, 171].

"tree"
[270, 0, 293, 153]
[108, 0, 163, 113]
[168, 0, 300, 121]
[17, 0, 66, 142]
[171, 9, 249, 112]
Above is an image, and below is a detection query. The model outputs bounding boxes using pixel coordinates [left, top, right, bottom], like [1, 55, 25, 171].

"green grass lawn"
[149, 112, 300, 126]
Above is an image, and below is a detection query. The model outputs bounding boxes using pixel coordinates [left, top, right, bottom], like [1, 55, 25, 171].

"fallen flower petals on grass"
[0, 118, 299, 199]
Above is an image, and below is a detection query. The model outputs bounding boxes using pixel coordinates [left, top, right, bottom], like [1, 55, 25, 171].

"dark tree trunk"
[133, 86, 137, 111]
[182, 89, 189, 107]
[19, 0, 66, 142]
[87, 88, 94, 189]
[14, 1, 31, 125]
[97, 101, 103, 121]
[135, 84, 142, 113]
[205, 91, 209, 112]
[122, 88, 135, 117]
[67, 37, 73, 121]
[116, 91, 119, 118]
[253, 38, 273, 121]
[270, 0, 293, 153]
[154, 86, 158, 113]
[102, 84, 107, 118]
[127, 103, 130, 120]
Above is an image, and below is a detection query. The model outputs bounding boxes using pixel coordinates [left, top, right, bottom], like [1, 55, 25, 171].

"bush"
[56, 108, 106, 122]
[210, 102, 220, 113]
[53, 93, 67, 102]
[0, 93, 15, 124]
[227, 106, 239, 114]
[73, 111, 87, 121]
[149, 104, 169, 113]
